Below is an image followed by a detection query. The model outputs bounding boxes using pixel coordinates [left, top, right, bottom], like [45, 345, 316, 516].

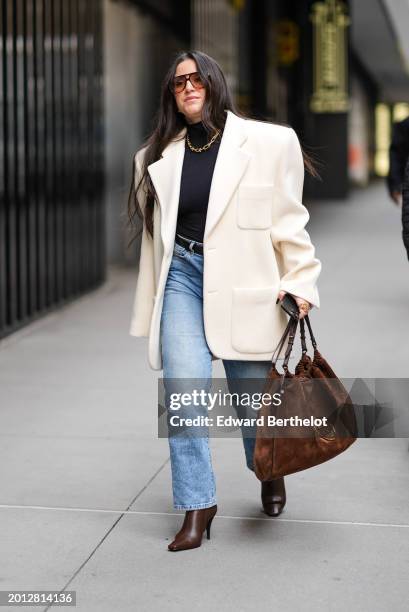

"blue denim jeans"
[160, 239, 272, 510]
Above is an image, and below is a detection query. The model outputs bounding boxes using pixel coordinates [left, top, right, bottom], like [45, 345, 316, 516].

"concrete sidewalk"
[0, 181, 408, 611]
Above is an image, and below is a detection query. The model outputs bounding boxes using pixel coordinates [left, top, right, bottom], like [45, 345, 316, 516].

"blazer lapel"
[204, 110, 250, 240]
[147, 109, 250, 254]
[147, 131, 186, 256]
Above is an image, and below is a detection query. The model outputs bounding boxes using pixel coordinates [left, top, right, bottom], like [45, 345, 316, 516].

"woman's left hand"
[277, 290, 312, 320]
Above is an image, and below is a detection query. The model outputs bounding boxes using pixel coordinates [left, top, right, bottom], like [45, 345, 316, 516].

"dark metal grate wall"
[0, 0, 105, 339]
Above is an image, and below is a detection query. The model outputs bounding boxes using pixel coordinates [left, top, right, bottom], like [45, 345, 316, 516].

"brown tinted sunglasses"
[171, 72, 206, 94]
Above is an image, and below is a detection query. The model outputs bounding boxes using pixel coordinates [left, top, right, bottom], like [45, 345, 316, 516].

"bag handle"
[299, 318, 307, 354]
[278, 316, 298, 394]
[282, 317, 298, 373]
[304, 314, 317, 350]
[298, 316, 318, 355]
[270, 314, 318, 391]
[271, 317, 294, 366]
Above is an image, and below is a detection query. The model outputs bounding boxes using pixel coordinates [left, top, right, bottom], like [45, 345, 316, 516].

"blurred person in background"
[402, 160, 409, 261]
[127, 50, 321, 552]
[387, 117, 409, 259]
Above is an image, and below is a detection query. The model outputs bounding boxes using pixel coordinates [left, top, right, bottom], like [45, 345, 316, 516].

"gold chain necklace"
[186, 129, 221, 153]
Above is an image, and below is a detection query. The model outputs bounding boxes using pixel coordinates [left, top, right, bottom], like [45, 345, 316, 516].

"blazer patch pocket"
[231, 285, 278, 353]
[237, 183, 274, 229]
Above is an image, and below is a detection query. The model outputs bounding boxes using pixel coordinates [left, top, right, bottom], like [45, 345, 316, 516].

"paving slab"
[0, 433, 168, 510]
[0, 507, 119, 611]
[65, 512, 409, 612]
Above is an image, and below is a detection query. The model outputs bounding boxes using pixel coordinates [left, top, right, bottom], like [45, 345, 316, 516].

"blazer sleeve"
[270, 127, 322, 308]
[129, 150, 156, 337]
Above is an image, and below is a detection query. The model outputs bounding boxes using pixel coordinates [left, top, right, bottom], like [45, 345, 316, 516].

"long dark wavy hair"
[127, 50, 319, 245]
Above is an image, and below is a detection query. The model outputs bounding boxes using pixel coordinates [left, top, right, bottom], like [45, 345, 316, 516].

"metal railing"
[0, 0, 105, 339]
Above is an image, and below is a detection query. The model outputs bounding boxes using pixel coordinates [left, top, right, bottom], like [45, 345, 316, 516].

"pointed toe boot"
[168, 504, 217, 552]
[261, 478, 286, 517]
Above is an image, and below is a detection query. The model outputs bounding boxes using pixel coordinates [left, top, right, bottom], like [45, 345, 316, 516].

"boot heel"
[206, 515, 215, 540]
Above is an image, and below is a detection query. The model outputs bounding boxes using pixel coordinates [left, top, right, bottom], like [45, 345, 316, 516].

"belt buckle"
[188, 241, 195, 253]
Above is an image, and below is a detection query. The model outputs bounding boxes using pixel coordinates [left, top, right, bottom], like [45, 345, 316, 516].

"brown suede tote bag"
[254, 315, 357, 481]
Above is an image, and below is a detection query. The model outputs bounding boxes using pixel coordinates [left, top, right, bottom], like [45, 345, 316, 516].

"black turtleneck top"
[176, 119, 221, 243]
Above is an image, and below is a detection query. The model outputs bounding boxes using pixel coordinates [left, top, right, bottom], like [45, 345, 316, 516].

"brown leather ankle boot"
[168, 504, 218, 552]
[261, 478, 286, 516]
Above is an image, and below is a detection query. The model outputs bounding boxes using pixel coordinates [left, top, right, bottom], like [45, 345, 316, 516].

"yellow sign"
[276, 20, 299, 66]
[310, 0, 350, 113]
[228, 0, 246, 11]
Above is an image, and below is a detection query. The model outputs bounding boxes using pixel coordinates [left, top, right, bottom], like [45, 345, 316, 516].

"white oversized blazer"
[129, 109, 321, 371]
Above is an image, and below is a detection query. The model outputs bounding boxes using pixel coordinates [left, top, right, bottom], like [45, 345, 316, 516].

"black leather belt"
[175, 233, 204, 255]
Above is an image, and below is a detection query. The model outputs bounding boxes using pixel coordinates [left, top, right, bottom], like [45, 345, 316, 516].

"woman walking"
[128, 50, 321, 552]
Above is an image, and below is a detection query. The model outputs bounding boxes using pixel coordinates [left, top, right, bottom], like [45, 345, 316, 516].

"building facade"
[2, 0, 409, 337]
